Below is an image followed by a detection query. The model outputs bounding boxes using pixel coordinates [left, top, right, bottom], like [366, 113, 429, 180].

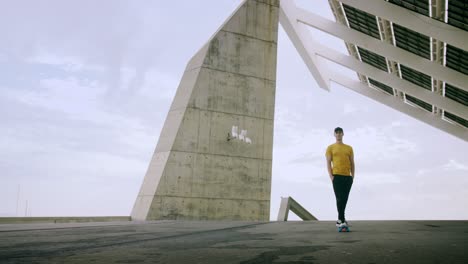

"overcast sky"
[1, 0, 467, 220]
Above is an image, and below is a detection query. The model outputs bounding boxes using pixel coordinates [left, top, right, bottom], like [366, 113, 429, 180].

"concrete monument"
[132, 0, 279, 221]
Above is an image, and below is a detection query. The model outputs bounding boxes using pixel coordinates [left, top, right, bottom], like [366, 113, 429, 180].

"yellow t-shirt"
[326, 143, 353, 176]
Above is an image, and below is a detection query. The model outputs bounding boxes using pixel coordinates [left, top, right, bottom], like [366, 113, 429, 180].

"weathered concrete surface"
[0, 216, 130, 224]
[1, 221, 467, 263]
[132, 0, 279, 221]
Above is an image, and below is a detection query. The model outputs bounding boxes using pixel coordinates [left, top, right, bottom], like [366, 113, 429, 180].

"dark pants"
[332, 175, 353, 222]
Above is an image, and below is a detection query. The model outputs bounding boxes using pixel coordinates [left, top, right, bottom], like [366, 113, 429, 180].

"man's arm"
[350, 152, 355, 179]
[326, 154, 334, 181]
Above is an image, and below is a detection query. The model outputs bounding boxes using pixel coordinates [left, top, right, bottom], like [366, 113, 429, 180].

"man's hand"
[326, 154, 333, 182]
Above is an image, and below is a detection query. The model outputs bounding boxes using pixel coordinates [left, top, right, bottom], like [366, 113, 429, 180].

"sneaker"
[335, 220, 342, 227]
[343, 220, 351, 227]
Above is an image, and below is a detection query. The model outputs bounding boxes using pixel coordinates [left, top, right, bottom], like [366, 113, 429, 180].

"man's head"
[334, 127, 344, 142]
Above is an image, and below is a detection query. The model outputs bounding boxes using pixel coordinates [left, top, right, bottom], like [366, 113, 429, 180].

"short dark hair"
[334, 127, 343, 133]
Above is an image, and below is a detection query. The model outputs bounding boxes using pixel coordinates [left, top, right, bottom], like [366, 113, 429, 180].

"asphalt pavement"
[1, 220, 467, 263]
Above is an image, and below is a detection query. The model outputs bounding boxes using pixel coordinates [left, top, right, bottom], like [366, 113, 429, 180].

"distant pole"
[16, 185, 20, 217]
[25, 200, 28, 217]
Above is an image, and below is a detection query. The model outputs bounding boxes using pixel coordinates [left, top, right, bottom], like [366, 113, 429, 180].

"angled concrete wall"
[132, 0, 279, 221]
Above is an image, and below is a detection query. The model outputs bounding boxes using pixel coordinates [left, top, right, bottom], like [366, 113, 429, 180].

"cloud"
[0, 0, 177, 99]
[357, 172, 402, 185]
[349, 125, 419, 163]
[27, 53, 91, 73]
[0, 74, 158, 163]
[273, 108, 306, 146]
[416, 159, 468, 178]
[140, 69, 179, 100]
[289, 152, 324, 165]
[443, 159, 468, 171]
[343, 103, 359, 115]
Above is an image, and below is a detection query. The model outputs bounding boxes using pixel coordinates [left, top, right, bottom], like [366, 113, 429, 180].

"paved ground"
[1, 220, 467, 263]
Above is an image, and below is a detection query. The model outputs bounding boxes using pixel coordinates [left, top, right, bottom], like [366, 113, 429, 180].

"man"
[326, 127, 355, 227]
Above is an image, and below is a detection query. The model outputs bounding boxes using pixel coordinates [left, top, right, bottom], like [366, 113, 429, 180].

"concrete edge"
[0, 216, 131, 224]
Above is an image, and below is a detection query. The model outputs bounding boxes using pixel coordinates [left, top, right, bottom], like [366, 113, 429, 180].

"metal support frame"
[339, 0, 468, 51]
[279, 1, 330, 90]
[294, 6, 468, 90]
[279, 0, 468, 141]
[314, 44, 466, 118]
[328, 0, 367, 83]
[332, 74, 468, 140]
[376, 13, 404, 99]
[430, 0, 448, 117]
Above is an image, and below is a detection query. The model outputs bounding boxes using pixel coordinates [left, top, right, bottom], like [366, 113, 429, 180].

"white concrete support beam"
[377, 17, 402, 98]
[280, 1, 467, 141]
[430, 0, 447, 117]
[315, 44, 467, 119]
[332, 75, 468, 141]
[277, 197, 290, 221]
[295, 8, 468, 91]
[277, 197, 318, 221]
[279, 0, 330, 90]
[340, 0, 468, 51]
[328, 0, 368, 83]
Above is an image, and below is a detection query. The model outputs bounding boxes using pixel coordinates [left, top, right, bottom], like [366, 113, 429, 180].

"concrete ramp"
[1, 221, 467, 263]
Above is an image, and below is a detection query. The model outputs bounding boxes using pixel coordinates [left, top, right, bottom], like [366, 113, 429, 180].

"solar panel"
[445, 83, 468, 107]
[323, 0, 467, 139]
[400, 64, 432, 90]
[445, 111, 468, 128]
[448, 0, 468, 31]
[369, 78, 394, 95]
[388, 0, 429, 16]
[358, 47, 388, 72]
[405, 94, 433, 112]
[393, 24, 431, 60]
[342, 4, 381, 39]
[446, 44, 468, 75]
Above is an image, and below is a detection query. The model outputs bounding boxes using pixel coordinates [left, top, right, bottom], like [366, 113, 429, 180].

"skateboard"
[337, 224, 350, 232]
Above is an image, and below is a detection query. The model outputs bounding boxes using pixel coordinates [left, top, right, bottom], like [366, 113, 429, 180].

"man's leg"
[332, 175, 346, 222]
[341, 177, 353, 221]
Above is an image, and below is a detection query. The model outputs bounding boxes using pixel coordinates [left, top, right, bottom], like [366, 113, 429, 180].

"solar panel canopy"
[279, 0, 467, 140]
[335, 0, 468, 131]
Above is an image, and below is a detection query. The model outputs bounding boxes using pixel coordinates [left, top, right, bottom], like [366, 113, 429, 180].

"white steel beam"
[315, 44, 467, 119]
[332, 75, 468, 142]
[377, 18, 402, 98]
[279, 0, 330, 90]
[328, 0, 368, 83]
[295, 8, 468, 91]
[279, 1, 467, 140]
[339, 0, 468, 51]
[431, 0, 447, 117]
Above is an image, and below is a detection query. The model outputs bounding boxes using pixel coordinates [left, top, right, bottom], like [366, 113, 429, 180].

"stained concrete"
[0, 217, 130, 224]
[1, 221, 467, 263]
[132, 0, 279, 221]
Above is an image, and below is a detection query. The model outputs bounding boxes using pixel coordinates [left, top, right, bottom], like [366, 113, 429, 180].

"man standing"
[326, 127, 355, 227]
